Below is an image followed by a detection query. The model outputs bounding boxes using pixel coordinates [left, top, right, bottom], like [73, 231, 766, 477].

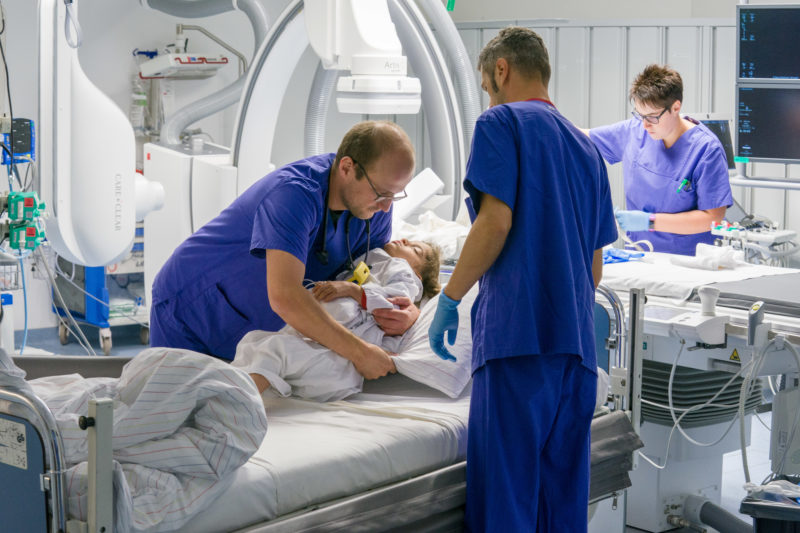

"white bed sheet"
[177, 375, 470, 533]
[603, 252, 798, 300]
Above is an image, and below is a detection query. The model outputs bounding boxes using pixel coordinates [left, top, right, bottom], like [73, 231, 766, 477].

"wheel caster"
[140, 326, 150, 345]
[59, 323, 69, 345]
[99, 328, 112, 356]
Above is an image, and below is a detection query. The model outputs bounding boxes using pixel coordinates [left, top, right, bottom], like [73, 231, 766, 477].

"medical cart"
[53, 223, 149, 355]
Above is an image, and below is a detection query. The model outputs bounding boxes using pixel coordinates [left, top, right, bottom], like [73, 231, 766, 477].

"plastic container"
[0, 293, 14, 354]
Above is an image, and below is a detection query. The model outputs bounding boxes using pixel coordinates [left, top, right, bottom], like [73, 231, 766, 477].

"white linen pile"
[393, 210, 470, 260]
[0, 348, 267, 532]
[669, 243, 747, 270]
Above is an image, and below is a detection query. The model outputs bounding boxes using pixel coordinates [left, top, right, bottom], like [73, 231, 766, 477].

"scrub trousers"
[465, 354, 596, 533]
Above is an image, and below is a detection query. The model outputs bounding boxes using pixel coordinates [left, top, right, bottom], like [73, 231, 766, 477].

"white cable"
[614, 216, 654, 253]
[666, 337, 753, 447]
[64, 1, 83, 48]
[35, 247, 96, 355]
[54, 257, 76, 281]
[643, 398, 745, 412]
[624, 238, 654, 253]
[47, 286, 94, 356]
[768, 375, 777, 395]
[638, 358, 755, 470]
[49, 292, 95, 355]
[754, 411, 771, 432]
[739, 338, 771, 482]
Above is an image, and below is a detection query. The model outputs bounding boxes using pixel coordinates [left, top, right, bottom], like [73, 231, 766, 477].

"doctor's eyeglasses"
[631, 107, 669, 125]
[350, 158, 408, 203]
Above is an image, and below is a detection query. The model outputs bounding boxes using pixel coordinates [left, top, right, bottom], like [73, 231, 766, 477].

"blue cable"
[19, 256, 28, 354]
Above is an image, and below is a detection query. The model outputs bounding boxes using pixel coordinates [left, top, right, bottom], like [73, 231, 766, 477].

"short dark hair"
[334, 121, 414, 178]
[478, 26, 551, 89]
[629, 64, 683, 110]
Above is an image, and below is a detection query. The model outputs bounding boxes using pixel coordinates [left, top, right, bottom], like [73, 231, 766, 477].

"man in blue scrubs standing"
[150, 121, 419, 380]
[428, 27, 617, 532]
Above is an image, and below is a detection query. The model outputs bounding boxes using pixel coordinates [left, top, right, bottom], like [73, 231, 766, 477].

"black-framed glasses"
[631, 107, 669, 125]
[350, 158, 408, 203]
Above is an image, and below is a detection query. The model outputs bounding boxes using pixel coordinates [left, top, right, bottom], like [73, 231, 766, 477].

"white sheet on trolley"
[1, 348, 267, 533]
[603, 252, 798, 300]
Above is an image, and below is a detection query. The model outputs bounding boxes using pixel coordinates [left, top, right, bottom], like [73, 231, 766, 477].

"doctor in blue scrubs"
[150, 121, 419, 380]
[586, 64, 732, 255]
[428, 27, 617, 532]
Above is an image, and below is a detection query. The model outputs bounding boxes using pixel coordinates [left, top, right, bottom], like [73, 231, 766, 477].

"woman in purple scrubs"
[587, 64, 733, 255]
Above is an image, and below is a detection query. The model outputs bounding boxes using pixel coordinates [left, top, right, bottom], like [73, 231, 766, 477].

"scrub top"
[151, 153, 392, 359]
[590, 117, 733, 255]
[463, 100, 618, 374]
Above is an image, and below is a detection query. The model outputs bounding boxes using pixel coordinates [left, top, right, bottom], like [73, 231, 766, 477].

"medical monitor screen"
[737, 87, 800, 163]
[739, 6, 800, 79]
[699, 119, 735, 170]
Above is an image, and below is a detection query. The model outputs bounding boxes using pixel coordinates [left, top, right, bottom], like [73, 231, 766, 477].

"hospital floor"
[625, 410, 772, 533]
[15, 324, 147, 357]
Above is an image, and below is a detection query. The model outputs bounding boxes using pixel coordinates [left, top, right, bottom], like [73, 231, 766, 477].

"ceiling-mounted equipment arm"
[143, 0, 271, 145]
[304, 0, 421, 115]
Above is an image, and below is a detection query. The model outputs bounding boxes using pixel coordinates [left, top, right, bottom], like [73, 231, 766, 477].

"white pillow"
[393, 285, 479, 398]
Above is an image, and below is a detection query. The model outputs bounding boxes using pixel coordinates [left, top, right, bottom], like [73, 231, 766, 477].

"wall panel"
[712, 26, 736, 112]
[665, 27, 703, 112]
[589, 28, 626, 128]
[553, 27, 590, 125]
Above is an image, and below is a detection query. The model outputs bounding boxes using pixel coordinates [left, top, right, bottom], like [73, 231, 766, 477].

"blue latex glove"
[614, 208, 651, 232]
[602, 248, 645, 264]
[428, 292, 460, 362]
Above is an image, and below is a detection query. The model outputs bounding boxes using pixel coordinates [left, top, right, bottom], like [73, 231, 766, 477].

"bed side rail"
[0, 385, 67, 533]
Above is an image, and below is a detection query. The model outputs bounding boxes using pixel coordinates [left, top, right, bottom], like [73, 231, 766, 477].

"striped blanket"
[4, 348, 267, 532]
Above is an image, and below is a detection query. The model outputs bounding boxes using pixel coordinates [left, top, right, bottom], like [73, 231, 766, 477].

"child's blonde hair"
[418, 243, 442, 299]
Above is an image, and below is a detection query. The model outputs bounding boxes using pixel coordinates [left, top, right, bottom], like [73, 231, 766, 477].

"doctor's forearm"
[653, 207, 726, 235]
[272, 289, 366, 359]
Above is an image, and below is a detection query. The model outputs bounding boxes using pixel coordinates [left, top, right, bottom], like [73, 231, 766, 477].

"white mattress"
[176, 375, 471, 533]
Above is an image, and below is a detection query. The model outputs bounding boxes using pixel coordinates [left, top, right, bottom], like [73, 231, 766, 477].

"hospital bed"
[1, 289, 641, 533]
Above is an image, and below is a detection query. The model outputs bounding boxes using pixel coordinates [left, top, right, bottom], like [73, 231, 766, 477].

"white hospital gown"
[232, 249, 422, 402]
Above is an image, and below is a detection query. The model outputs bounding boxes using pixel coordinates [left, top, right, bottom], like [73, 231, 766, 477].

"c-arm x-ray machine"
[36, 0, 478, 309]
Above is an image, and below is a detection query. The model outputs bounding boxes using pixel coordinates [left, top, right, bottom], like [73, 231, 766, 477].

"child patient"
[231, 239, 441, 401]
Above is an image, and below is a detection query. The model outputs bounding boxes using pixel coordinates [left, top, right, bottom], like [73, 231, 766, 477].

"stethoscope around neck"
[314, 184, 370, 272]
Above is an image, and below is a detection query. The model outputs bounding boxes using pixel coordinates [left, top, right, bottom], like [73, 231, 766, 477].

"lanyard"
[525, 97, 555, 107]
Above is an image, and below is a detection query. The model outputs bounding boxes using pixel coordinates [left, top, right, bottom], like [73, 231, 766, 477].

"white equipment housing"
[143, 143, 240, 301]
[143, 0, 466, 302]
[305, 0, 421, 115]
[772, 386, 800, 475]
[628, 418, 752, 532]
[712, 223, 797, 246]
[38, 0, 164, 266]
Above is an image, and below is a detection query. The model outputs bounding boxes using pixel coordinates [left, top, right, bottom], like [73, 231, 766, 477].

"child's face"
[383, 239, 431, 275]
